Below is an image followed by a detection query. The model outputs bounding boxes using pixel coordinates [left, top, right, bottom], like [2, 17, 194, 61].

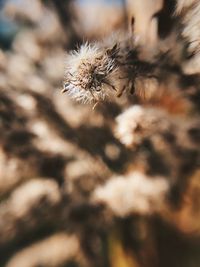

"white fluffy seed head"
[63, 43, 119, 104]
[115, 105, 170, 147]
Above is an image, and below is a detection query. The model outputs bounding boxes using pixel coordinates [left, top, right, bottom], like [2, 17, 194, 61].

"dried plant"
[1, 0, 200, 267]
[63, 43, 119, 103]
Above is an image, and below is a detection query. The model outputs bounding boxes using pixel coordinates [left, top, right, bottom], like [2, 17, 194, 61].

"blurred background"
[0, 0, 200, 267]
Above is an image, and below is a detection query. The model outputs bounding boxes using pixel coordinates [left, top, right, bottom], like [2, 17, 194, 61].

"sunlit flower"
[63, 43, 119, 103]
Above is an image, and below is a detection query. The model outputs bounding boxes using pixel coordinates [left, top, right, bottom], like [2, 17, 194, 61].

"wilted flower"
[63, 43, 119, 104]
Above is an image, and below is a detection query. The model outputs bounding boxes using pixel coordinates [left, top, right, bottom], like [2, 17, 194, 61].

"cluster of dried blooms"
[0, 0, 200, 267]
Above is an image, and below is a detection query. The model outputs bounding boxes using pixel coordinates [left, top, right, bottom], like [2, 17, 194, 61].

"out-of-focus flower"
[175, 0, 200, 74]
[93, 171, 169, 216]
[115, 105, 170, 147]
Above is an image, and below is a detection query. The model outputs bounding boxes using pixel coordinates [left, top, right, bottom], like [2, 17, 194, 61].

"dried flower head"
[63, 43, 119, 104]
[115, 105, 170, 147]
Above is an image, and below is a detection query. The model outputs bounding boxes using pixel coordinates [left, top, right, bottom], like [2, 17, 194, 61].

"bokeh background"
[0, 1, 200, 267]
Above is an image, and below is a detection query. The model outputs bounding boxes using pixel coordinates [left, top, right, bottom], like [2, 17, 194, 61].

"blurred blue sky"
[0, 0, 124, 49]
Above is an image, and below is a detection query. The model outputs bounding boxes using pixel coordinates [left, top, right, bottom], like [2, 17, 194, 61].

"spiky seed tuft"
[63, 43, 119, 104]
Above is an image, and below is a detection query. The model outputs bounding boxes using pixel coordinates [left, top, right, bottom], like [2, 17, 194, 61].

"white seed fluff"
[63, 43, 118, 103]
[115, 105, 170, 147]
